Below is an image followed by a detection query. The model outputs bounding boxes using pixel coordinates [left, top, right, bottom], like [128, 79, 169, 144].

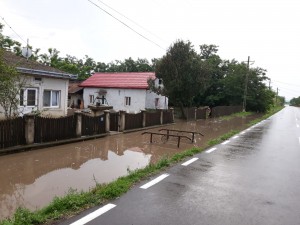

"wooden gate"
[110, 112, 119, 131]
[82, 114, 106, 136]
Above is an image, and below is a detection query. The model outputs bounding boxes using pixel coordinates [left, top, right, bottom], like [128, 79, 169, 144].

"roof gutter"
[17, 67, 78, 80]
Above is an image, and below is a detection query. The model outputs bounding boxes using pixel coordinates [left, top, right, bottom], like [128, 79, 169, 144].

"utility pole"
[242, 56, 254, 112]
[275, 87, 279, 105]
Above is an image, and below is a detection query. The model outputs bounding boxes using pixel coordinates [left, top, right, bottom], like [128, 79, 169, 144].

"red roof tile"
[80, 72, 155, 89]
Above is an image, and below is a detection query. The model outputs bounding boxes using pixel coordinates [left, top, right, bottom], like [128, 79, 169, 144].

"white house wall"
[0, 75, 69, 119]
[69, 94, 83, 108]
[26, 76, 69, 117]
[145, 78, 168, 110]
[145, 90, 168, 110]
[83, 88, 147, 113]
[39, 77, 69, 117]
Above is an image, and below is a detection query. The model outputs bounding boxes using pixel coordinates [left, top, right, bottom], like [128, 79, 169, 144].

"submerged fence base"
[0, 109, 175, 150]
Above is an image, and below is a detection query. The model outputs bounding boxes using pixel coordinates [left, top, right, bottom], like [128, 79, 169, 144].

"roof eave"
[79, 85, 148, 89]
[17, 67, 78, 80]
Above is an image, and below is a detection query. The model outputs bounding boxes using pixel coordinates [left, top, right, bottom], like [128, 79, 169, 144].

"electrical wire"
[96, 0, 168, 44]
[272, 79, 300, 87]
[275, 86, 299, 95]
[87, 0, 165, 50]
[0, 16, 27, 44]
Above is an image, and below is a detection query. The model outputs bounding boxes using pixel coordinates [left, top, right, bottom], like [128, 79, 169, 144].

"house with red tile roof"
[79, 72, 168, 112]
[0, 51, 77, 119]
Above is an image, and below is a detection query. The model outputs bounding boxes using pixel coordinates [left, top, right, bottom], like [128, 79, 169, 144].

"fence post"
[104, 110, 110, 133]
[194, 107, 197, 120]
[119, 110, 126, 132]
[160, 109, 163, 125]
[24, 114, 35, 145]
[170, 107, 174, 123]
[141, 110, 146, 127]
[75, 111, 82, 137]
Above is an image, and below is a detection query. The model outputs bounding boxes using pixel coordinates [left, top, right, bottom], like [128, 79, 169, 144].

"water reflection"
[0, 114, 261, 220]
[0, 145, 151, 219]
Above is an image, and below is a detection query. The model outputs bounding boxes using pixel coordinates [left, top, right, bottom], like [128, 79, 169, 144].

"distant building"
[79, 72, 168, 113]
[68, 81, 83, 109]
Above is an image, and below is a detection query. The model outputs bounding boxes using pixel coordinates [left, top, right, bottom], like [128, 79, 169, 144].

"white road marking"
[241, 131, 246, 135]
[69, 203, 116, 225]
[222, 140, 230, 145]
[206, 147, 217, 153]
[140, 174, 169, 189]
[232, 135, 239, 139]
[182, 158, 198, 166]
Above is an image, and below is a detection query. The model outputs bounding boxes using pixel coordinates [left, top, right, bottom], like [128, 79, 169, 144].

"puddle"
[0, 114, 261, 220]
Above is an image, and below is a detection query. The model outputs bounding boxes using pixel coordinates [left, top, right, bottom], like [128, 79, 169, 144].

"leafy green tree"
[222, 60, 247, 106]
[0, 49, 26, 118]
[154, 40, 210, 117]
[0, 23, 22, 55]
[244, 67, 274, 112]
[194, 45, 228, 106]
[289, 97, 300, 106]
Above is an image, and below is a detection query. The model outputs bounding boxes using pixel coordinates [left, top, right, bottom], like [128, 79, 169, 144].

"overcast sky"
[0, 0, 299, 101]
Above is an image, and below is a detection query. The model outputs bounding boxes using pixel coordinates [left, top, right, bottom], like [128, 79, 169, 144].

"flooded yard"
[0, 114, 261, 220]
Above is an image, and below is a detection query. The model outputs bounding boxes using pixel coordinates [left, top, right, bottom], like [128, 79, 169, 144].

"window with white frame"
[43, 90, 60, 107]
[125, 96, 131, 106]
[20, 88, 38, 106]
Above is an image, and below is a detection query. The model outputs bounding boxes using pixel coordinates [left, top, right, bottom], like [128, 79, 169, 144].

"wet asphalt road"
[62, 106, 300, 225]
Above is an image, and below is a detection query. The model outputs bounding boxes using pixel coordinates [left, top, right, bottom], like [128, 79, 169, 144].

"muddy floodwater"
[0, 115, 261, 220]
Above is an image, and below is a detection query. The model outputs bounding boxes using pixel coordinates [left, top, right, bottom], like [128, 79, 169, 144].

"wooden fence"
[0, 109, 174, 150]
[184, 108, 196, 121]
[145, 111, 161, 127]
[196, 108, 207, 119]
[125, 112, 143, 130]
[81, 114, 106, 136]
[162, 110, 173, 124]
[211, 106, 243, 117]
[34, 115, 76, 143]
[0, 117, 26, 149]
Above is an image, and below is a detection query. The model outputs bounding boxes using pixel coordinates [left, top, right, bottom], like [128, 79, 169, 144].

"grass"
[0, 106, 284, 225]
[219, 111, 254, 121]
[247, 105, 284, 127]
[207, 130, 239, 146]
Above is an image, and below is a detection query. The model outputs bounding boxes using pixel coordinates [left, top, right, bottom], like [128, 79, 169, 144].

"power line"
[0, 16, 27, 44]
[272, 79, 300, 87]
[87, 0, 165, 50]
[275, 86, 299, 95]
[96, 0, 168, 44]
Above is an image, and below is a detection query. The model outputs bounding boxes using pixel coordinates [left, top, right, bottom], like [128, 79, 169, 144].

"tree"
[194, 45, 228, 107]
[199, 44, 219, 60]
[0, 49, 26, 118]
[290, 96, 300, 106]
[0, 23, 22, 55]
[154, 40, 210, 118]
